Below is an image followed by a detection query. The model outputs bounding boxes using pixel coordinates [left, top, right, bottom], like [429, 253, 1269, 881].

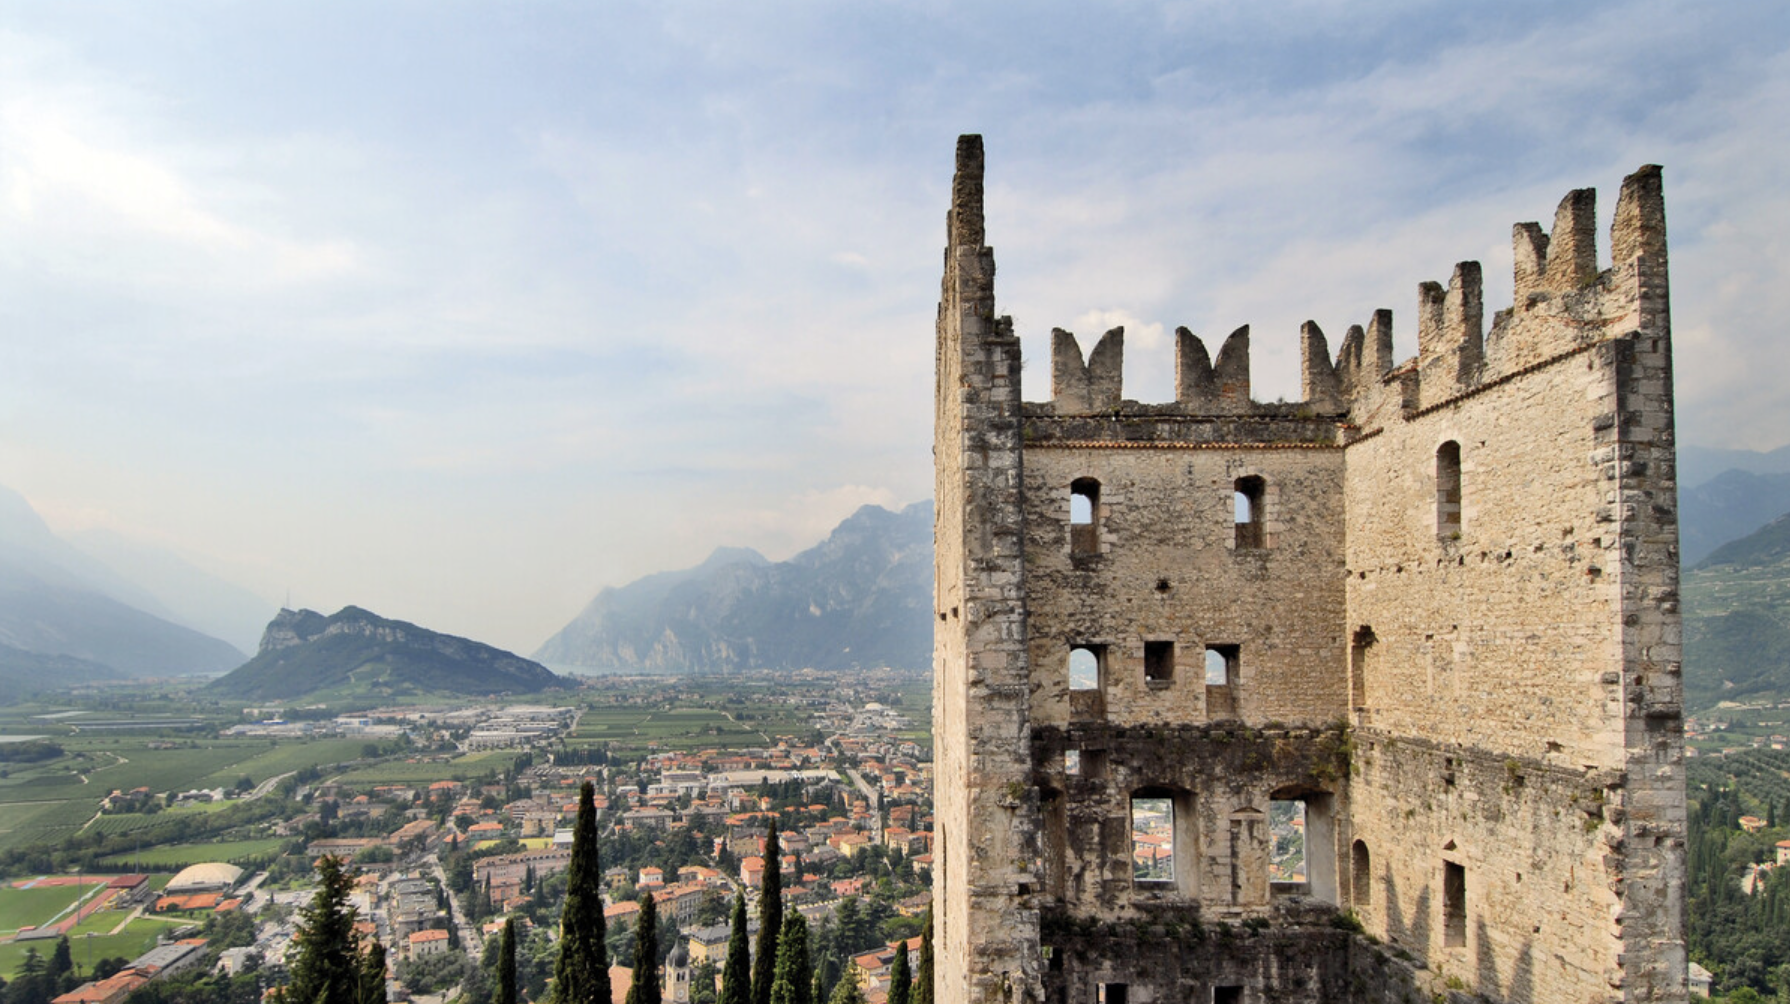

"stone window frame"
[1129, 785, 1198, 899]
[1233, 474, 1268, 549]
[1069, 477, 1103, 556]
[1436, 439, 1463, 539]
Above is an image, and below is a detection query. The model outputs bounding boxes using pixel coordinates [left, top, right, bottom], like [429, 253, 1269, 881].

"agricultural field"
[0, 736, 379, 855]
[331, 750, 523, 786]
[99, 837, 288, 869]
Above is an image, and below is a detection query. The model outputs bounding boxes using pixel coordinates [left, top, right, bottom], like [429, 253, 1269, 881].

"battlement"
[1035, 167, 1668, 431]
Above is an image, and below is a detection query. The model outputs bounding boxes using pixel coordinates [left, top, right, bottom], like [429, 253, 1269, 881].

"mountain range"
[209, 606, 573, 701]
[535, 501, 933, 672]
[1684, 512, 1790, 709]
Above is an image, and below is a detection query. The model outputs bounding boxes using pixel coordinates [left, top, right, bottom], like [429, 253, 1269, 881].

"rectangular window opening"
[1131, 795, 1174, 886]
[1098, 985, 1128, 1004]
[1145, 641, 1174, 684]
[1205, 645, 1238, 718]
[1443, 861, 1467, 947]
[1269, 799, 1308, 891]
[1213, 988, 1243, 1004]
[1065, 750, 1082, 776]
[1071, 478, 1101, 555]
[1234, 476, 1266, 549]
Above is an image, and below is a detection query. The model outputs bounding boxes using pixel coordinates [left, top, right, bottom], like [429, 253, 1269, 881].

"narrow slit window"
[1234, 475, 1266, 549]
[1131, 794, 1174, 886]
[1352, 839, 1372, 906]
[1065, 750, 1082, 775]
[1443, 860, 1467, 947]
[1350, 627, 1375, 710]
[1071, 478, 1101, 554]
[1437, 441, 1462, 537]
[1205, 645, 1238, 718]
[1069, 646, 1102, 691]
[1145, 641, 1174, 683]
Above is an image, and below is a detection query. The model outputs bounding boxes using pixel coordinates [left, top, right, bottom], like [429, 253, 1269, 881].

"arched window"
[1352, 839, 1372, 906]
[1234, 475, 1266, 549]
[1069, 646, 1102, 691]
[1436, 441, 1462, 537]
[1070, 478, 1101, 554]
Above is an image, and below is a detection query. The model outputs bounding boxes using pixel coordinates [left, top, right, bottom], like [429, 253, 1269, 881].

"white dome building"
[165, 862, 244, 894]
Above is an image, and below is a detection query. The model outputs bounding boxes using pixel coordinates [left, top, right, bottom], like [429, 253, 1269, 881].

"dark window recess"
[1099, 985, 1128, 1004]
[1437, 441, 1462, 537]
[1071, 478, 1101, 554]
[1213, 988, 1243, 1004]
[1145, 641, 1174, 683]
[1444, 861, 1467, 947]
[1350, 626, 1375, 709]
[1234, 475, 1266, 549]
[1352, 840, 1372, 906]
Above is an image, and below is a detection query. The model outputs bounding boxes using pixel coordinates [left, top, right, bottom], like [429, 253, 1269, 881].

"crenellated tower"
[932, 137, 1684, 1004]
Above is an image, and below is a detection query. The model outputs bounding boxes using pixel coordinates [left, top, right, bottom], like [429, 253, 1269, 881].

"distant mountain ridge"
[0, 485, 246, 677]
[1685, 512, 1790, 708]
[209, 606, 574, 700]
[535, 501, 932, 672]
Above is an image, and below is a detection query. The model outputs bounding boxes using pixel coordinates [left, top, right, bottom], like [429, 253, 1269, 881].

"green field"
[0, 881, 103, 935]
[332, 750, 522, 785]
[98, 837, 288, 869]
[0, 915, 186, 976]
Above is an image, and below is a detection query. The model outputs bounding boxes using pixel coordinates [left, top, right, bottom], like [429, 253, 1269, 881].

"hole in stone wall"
[1444, 860, 1467, 947]
[1213, 987, 1243, 1004]
[1065, 750, 1081, 775]
[1205, 645, 1238, 718]
[1352, 839, 1371, 906]
[1099, 984, 1129, 1004]
[1132, 794, 1175, 886]
[1071, 478, 1101, 555]
[1270, 799, 1308, 889]
[1350, 627, 1375, 710]
[1069, 646, 1103, 691]
[1234, 475, 1266, 549]
[1145, 641, 1175, 683]
[1437, 441, 1462, 537]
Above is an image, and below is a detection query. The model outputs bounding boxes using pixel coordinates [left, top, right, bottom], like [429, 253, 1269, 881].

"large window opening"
[1270, 792, 1337, 903]
[1443, 860, 1467, 947]
[1206, 645, 1238, 718]
[1071, 478, 1101, 555]
[1069, 646, 1103, 691]
[1098, 985, 1128, 1004]
[1350, 627, 1376, 710]
[1436, 442, 1462, 537]
[1352, 839, 1372, 906]
[1234, 475, 1266, 549]
[1132, 794, 1175, 886]
[1145, 641, 1175, 684]
[1213, 988, 1243, 1004]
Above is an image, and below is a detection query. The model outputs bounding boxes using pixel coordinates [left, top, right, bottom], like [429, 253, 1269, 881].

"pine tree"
[886, 938, 911, 1004]
[497, 918, 518, 1004]
[286, 855, 361, 1004]
[771, 913, 812, 1004]
[47, 937, 72, 982]
[359, 939, 388, 1004]
[911, 909, 933, 1004]
[624, 893, 661, 1004]
[720, 893, 752, 1004]
[554, 781, 611, 1004]
[752, 823, 783, 1004]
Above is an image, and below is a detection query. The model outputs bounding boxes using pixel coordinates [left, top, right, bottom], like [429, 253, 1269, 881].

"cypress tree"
[359, 939, 388, 1004]
[720, 893, 752, 1004]
[752, 823, 784, 1004]
[911, 909, 933, 1004]
[625, 892, 661, 1004]
[886, 938, 911, 1004]
[771, 913, 812, 1004]
[497, 918, 518, 1004]
[827, 974, 864, 1004]
[554, 781, 610, 1004]
[287, 855, 361, 1004]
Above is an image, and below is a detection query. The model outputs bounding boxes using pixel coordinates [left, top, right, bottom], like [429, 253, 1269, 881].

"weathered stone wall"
[932, 135, 1044, 1004]
[931, 136, 1684, 1004]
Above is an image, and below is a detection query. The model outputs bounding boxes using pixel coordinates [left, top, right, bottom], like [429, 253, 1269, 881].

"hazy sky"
[2, 1, 1786, 654]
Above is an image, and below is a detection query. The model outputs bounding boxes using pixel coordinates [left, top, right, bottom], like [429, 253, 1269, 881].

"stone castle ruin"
[931, 135, 1684, 1003]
